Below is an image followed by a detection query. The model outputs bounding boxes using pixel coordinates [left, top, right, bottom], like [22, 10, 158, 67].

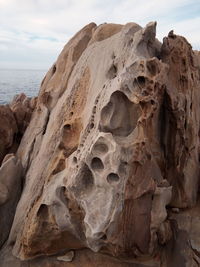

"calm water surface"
[0, 69, 47, 104]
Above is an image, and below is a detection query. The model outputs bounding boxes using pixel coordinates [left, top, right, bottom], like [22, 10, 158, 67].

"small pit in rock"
[64, 124, 71, 131]
[73, 157, 78, 164]
[107, 173, 120, 183]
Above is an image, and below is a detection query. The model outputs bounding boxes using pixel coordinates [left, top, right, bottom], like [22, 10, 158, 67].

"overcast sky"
[0, 0, 200, 70]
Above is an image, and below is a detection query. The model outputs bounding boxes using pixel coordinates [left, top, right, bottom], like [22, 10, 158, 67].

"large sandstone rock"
[0, 22, 200, 267]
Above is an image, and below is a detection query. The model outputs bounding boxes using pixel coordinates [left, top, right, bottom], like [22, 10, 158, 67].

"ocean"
[0, 69, 47, 105]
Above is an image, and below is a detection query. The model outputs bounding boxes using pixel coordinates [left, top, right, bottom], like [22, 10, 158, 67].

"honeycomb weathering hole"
[37, 204, 48, 218]
[64, 124, 71, 131]
[99, 91, 140, 137]
[91, 157, 104, 171]
[93, 143, 108, 153]
[107, 173, 120, 183]
[137, 76, 146, 87]
[82, 164, 94, 190]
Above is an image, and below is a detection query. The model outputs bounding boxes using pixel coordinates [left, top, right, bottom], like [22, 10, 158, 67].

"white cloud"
[0, 0, 199, 69]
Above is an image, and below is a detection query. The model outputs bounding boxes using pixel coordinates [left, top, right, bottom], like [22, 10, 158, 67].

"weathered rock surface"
[0, 22, 200, 267]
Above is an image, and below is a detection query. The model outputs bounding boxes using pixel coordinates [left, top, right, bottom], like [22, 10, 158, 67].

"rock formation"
[0, 22, 200, 267]
[0, 93, 36, 165]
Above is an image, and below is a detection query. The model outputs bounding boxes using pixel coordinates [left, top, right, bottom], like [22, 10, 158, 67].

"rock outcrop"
[0, 22, 200, 267]
[0, 93, 36, 165]
[0, 105, 18, 164]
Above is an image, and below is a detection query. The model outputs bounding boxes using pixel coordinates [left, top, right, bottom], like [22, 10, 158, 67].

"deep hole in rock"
[90, 123, 94, 129]
[73, 157, 78, 163]
[137, 76, 146, 87]
[64, 124, 71, 131]
[91, 157, 104, 171]
[37, 204, 48, 218]
[99, 91, 140, 137]
[82, 164, 94, 190]
[107, 173, 120, 183]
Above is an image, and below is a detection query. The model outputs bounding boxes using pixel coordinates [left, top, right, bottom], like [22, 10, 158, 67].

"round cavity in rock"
[73, 157, 77, 163]
[81, 164, 94, 190]
[107, 173, 120, 183]
[37, 204, 48, 218]
[137, 76, 146, 87]
[64, 124, 71, 130]
[91, 157, 104, 171]
[99, 91, 140, 137]
[93, 143, 108, 154]
[90, 123, 94, 129]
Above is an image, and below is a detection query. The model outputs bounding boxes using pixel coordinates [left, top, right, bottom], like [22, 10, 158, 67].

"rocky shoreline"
[0, 21, 200, 267]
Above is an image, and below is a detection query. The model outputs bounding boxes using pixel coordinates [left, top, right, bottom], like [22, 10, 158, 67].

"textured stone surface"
[0, 21, 200, 267]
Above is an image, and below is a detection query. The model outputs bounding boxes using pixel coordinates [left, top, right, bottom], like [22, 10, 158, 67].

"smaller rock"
[57, 250, 74, 262]
[9, 93, 36, 135]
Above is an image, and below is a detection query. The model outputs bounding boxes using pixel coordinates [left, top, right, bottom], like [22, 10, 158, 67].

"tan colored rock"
[0, 21, 200, 267]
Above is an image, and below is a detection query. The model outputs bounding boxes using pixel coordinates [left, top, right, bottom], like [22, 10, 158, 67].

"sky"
[0, 0, 200, 70]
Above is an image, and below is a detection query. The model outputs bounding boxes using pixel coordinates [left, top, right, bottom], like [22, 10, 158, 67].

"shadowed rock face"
[0, 93, 36, 165]
[0, 155, 22, 248]
[0, 22, 200, 267]
[0, 105, 18, 163]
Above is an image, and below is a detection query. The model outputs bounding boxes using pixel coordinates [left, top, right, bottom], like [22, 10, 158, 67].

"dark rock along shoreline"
[0, 21, 200, 267]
